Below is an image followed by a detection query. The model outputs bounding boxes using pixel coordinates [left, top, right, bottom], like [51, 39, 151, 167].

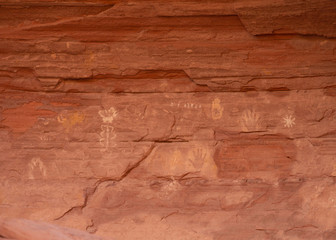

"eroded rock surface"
[0, 218, 108, 240]
[0, 1, 335, 240]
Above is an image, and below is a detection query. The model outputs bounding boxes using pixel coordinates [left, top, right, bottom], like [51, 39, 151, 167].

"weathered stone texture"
[0, 0, 335, 239]
[0, 218, 108, 240]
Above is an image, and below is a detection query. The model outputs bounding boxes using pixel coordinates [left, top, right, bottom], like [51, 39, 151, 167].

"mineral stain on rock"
[57, 111, 85, 132]
[1, 102, 56, 134]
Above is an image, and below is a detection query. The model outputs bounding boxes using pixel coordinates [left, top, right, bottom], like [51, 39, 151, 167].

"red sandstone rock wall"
[0, 1, 336, 239]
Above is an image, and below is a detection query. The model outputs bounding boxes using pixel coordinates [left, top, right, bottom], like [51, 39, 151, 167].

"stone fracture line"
[54, 143, 156, 221]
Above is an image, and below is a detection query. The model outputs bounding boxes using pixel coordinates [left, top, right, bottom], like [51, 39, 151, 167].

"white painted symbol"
[98, 107, 118, 150]
[170, 102, 201, 109]
[28, 158, 47, 180]
[283, 115, 295, 128]
[99, 125, 116, 150]
[98, 107, 118, 124]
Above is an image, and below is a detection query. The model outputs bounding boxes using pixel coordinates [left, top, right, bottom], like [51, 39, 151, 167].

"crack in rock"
[54, 143, 156, 221]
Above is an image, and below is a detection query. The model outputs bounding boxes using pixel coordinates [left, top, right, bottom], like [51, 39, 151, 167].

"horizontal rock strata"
[0, 0, 335, 239]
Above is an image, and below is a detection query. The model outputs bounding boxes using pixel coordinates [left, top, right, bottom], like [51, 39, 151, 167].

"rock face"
[0, 218, 108, 240]
[0, 0, 336, 239]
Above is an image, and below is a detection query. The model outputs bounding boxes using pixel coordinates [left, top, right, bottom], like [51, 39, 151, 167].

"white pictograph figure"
[28, 157, 47, 180]
[99, 107, 118, 124]
[99, 107, 118, 150]
[99, 125, 116, 150]
[170, 102, 202, 109]
[283, 115, 295, 128]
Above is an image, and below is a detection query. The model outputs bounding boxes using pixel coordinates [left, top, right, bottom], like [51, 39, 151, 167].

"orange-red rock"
[0, 1, 335, 240]
[0, 218, 108, 240]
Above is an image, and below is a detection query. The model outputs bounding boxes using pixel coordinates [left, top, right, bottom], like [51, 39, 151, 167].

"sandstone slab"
[0, 1, 335, 240]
